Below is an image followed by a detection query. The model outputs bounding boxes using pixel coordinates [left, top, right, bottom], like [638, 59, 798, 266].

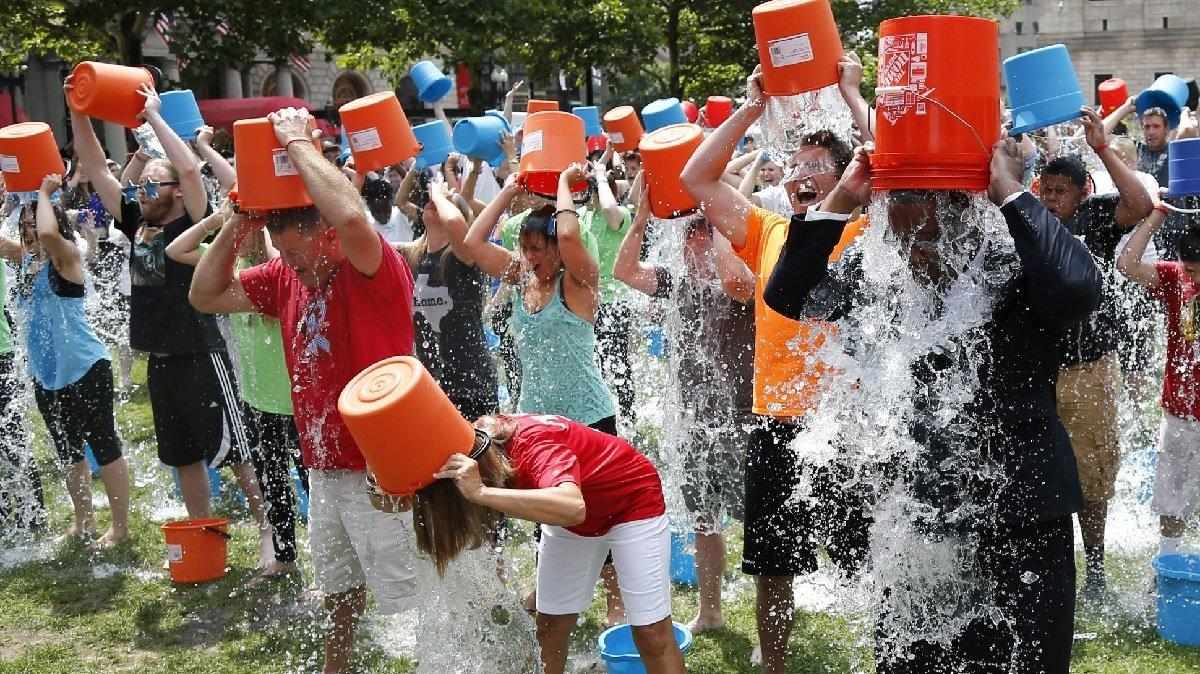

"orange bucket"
[339, 92, 420, 174]
[161, 517, 231, 584]
[603, 106, 644, 152]
[752, 0, 843, 96]
[233, 117, 319, 212]
[527, 99, 560, 115]
[519, 111, 587, 196]
[872, 16, 1001, 191]
[66, 61, 155, 129]
[639, 123, 704, 219]
[0, 123, 65, 193]
[339, 356, 476, 497]
[1098, 78, 1128, 116]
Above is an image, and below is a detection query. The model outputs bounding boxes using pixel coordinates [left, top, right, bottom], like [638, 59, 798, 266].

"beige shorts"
[1056, 352, 1121, 502]
[308, 469, 422, 613]
[1154, 413, 1200, 519]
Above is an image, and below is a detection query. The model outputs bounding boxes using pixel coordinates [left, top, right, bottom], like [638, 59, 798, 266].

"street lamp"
[490, 66, 508, 108]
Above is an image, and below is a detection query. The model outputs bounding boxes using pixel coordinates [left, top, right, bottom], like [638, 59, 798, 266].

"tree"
[0, 2, 108, 71]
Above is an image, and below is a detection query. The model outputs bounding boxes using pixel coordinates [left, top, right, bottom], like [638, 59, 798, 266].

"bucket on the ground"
[639, 123, 704, 219]
[1003, 44, 1084, 136]
[518, 111, 587, 196]
[232, 117, 318, 212]
[1154, 553, 1200, 647]
[603, 106, 644, 152]
[160, 90, 204, 141]
[66, 61, 155, 129]
[0, 122, 65, 193]
[454, 115, 511, 163]
[409, 61, 453, 103]
[339, 356, 477, 497]
[1098, 78, 1129, 116]
[1137, 74, 1190, 129]
[670, 531, 698, 586]
[339, 92, 420, 173]
[572, 106, 604, 137]
[161, 517, 231, 584]
[641, 98, 687, 133]
[527, 99, 560, 115]
[412, 120, 453, 170]
[752, 0, 843, 96]
[599, 622, 693, 674]
[872, 15, 1001, 192]
[704, 96, 734, 128]
[1168, 138, 1200, 198]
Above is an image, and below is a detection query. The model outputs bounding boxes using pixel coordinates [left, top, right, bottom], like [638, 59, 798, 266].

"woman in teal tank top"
[465, 166, 616, 429]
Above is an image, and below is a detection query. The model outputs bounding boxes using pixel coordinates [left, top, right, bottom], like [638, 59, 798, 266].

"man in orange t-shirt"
[681, 63, 867, 674]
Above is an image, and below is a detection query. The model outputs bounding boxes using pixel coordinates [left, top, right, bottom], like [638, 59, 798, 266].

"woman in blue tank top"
[14, 175, 131, 548]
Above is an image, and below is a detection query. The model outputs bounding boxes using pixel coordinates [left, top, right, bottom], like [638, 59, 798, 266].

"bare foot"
[257, 530, 277, 570]
[94, 528, 129, 550]
[57, 522, 96, 545]
[245, 560, 299, 588]
[523, 589, 536, 616]
[686, 614, 725, 634]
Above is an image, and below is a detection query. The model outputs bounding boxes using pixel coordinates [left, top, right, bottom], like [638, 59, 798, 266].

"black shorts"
[589, 416, 618, 436]
[33, 359, 122, 467]
[743, 417, 818, 576]
[148, 351, 248, 468]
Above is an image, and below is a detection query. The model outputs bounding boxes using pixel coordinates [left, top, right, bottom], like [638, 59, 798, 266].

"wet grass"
[2, 355, 1200, 672]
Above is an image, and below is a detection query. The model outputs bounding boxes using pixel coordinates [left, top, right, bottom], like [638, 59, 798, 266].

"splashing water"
[759, 85, 856, 167]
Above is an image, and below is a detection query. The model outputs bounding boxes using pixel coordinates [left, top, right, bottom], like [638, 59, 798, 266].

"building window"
[1033, 22, 1039, 34]
[1102, 19, 1108, 31]
[1094, 74, 1112, 107]
[1015, 21, 1023, 34]
[1163, 17, 1169, 29]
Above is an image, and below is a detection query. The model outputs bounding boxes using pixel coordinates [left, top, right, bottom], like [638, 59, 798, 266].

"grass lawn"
[2, 357, 1199, 673]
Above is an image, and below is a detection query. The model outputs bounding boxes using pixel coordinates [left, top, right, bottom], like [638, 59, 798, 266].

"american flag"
[153, 12, 173, 46]
[289, 53, 311, 73]
[216, 19, 231, 37]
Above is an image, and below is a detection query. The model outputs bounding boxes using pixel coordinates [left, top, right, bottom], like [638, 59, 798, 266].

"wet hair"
[1042, 156, 1088, 189]
[801, 130, 853, 174]
[264, 205, 323, 236]
[413, 420, 516, 576]
[519, 204, 558, 243]
[361, 175, 395, 225]
[144, 158, 180, 182]
[1142, 107, 1169, 124]
[1180, 226, 1200, 263]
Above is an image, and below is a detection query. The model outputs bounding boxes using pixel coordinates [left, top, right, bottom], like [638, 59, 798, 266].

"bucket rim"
[1152, 552, 1200, 582]
[161, 517, 230, 531]
[1009, 104, 1085, 137]
[598, 622, 694, 660]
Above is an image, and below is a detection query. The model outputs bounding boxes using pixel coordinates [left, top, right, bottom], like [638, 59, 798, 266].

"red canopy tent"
[196, 96, 327, 132]
[0, 91, 28, 128]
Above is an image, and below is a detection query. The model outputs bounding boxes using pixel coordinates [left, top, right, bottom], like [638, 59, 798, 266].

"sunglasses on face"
[122, 178, 180, 204]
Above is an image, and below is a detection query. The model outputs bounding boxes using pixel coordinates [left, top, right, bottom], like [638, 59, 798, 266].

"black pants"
[595, 302, 636, 427]
[875, 516, 1075, 674]
[243, 404, 309, 564]
[33, 359, 122, 467]
[0, 352, 45, 532]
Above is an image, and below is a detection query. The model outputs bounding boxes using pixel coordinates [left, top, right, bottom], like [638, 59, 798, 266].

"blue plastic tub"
[413, 120, 453, 170]
[645, 325, 665, 358]
[1169, 138, 1200, 198]
[160, 90, 204, 141]
[670, 531, 698, 586]
[1154, 553, 1200, 646]
[599, 622, 693, 674]
[453, 115, 509, 161]
[1137, 74, 1190, 129]
[1003, 45, 1084, 136]
[572, 106, 604, 137]
[642, 98, 687, 133]
[409, 61, 453, 103]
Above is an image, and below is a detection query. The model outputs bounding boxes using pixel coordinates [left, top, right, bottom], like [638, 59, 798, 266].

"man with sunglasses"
[69, 81, 269, 553]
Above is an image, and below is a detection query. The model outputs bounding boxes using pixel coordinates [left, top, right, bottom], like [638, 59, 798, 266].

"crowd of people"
[0, 44, 1196, 674]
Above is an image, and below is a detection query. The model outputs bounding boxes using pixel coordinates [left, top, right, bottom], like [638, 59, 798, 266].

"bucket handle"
[875, 86, 991, 155]
[1163, 201, 1200, 215]
[201, 525, 232, 540]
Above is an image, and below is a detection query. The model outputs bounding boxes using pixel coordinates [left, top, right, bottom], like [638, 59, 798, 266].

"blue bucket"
[453, 115, 510, 161]
[670, 531, 698, 586]
[84, 442, 101, 476]
[160, 90, 204, 141]
[1154, 553, 1200, 646]
[646, 325, 665, 358]
[642, 98, 687, 133]
[599, 622, 693, 674]
[409, 61, 453, 103]
[171, 466, 241, 504]
[572, 106, 604, 137]
[1003, 45, 1084, 136]
[1137, 74, 1190, 129]
[413, 120, 453, 170]
[1169, 138, 1200, 198]
[293, 469, 309, 524]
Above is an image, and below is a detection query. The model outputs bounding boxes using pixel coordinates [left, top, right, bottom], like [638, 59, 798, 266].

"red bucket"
[1098, 78, 1128, 116]
[872, 16, 1001, 192]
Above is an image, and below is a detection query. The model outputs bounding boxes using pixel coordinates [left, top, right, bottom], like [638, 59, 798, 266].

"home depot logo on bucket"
[878, 32, 930, 125]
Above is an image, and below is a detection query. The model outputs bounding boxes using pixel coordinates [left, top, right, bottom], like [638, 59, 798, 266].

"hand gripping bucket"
[161, 517, 231, 584]
[1153, 553, 1200, 647]
[603, 106, 644, 152]
[160, 90, 205, 141]
[409, 61, 453, 103]
[338, 356, 476, 497]
[572, 106, 604, 137]
[704, 96, 734, 128]
[412, 120, 453, 170]
[641, 98, 687, 134]
[232, 117, 319, 213]
[0, 123, 66, 193]
[1137, 74, 1190, 129]
[639, 123, 704, 219]
[454, 115, 511, 162]
[1003, 44, 1084, 135]
[527, 99, 560, 115]
[339, 92, 420, 173]
[753, 0, 843, 96]
[519, 111, 587, 196]
[872, 16, 1001, 192]
[1168, 138, 1200, 198]
[1098, 78, 1128, 116]
[67, 61, 156, 129]
[599, 622, 693, 674]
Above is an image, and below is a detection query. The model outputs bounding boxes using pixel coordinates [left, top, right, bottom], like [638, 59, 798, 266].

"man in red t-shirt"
[190, 108, 419, 674]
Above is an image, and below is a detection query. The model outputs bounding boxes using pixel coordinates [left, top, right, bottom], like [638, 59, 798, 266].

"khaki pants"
[1056, 352, 1120, 502]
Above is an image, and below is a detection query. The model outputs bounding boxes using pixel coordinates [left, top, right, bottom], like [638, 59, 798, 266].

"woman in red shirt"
[417, 413, 685, 674]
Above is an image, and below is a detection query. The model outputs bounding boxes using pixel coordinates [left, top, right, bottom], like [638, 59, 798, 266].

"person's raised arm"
[1103, 96, 1136, 136]
[430, 179, 475, 265]
[120, 149, 147, 186]
[35, 175, 83, 284]
[269, 107, 382, 277]
[713, 229, 755, 303]
[393, 161, 421, 221]
[739, 151, 765, 198]
[195, 125, 236, 192]
[681, 66, 766, 248]
[64, 78, 123, 222]
[1081, 107, 1152, 227]
[838, 52, 873, 143]
[435, 452, 585, 527]
[592, 160, 625, 229]
[612, 188, 659, 296]
[460, 156, 483, 205]
[166, 204, 228, 267]
[190, 203, 259, 314]
[464, 177, 522, 279]
[1117, 201, 1167, 289]
[138, 84, 207, 222]
[555, 164, 600, 290]
[503, 80, 524, 126]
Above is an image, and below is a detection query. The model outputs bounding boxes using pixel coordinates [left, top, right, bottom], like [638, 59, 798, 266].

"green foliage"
[0, 1, 109, 71]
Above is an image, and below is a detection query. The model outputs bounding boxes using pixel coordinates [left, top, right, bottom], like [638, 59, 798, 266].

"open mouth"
[795, 190, 818, 204]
